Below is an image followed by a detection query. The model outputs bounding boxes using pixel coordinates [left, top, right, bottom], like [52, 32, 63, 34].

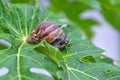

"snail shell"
[27, 22, 68, 50]
[27, 22, 63, 44]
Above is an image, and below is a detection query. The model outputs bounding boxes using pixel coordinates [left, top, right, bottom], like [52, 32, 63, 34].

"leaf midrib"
[17, 41, 26, 80]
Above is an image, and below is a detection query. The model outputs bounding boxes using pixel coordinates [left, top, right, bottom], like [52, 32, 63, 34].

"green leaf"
[49, 0, 99, 38]
[0, 0, 57, 80]
[59, 25, 120, 80]
[33, 24, 120, 80]
[34, 41, 62, 63]
[10, 0, 35, 4]
[0, 0, 120, 80]
[49, 0, 120, 39]
[76, 0, 101, 10]
[99, 0, 120, 30]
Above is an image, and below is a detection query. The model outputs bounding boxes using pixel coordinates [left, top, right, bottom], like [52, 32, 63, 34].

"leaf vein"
[68, 67, 98, 80]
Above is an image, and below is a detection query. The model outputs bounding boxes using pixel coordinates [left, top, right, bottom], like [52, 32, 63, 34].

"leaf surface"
[0, 0, 57, 80]
[0, 0, 120, 80]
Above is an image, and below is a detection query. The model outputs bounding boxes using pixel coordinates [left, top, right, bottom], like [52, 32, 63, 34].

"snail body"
[27, 22, 68, 50]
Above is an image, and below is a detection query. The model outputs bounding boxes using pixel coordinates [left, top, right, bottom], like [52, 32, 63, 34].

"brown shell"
[27, 22, 63, 44]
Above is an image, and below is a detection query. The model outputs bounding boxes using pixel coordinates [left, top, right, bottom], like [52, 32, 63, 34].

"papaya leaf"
[58, 25, 120, 80]
[0, 0, 120, 80]
[34, 24, 120, 80]
[0, 0, 58, 80]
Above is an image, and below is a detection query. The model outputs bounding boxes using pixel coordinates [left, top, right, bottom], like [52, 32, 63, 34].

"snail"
[27, 22, 68, 50]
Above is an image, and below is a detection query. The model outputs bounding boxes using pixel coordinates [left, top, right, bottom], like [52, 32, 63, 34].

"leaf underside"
[0, 0, 120, 80]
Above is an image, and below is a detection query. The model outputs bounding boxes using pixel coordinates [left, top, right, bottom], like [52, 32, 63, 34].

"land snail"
[27, 22, 68, 50]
